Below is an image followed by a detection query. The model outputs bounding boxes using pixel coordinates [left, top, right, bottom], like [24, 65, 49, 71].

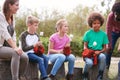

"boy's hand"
[34, 41, 42, 47]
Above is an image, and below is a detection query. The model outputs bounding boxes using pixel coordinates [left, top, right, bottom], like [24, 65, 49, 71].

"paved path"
[73, 57, 120, 80]
[75, 57, 120, 63]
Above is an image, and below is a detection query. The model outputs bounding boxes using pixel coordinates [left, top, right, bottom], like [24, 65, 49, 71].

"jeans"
[28, 53, 49, 78]
[106, 32, 120, 68]
[83, 53, 106, 73]
[48, 53, 75, 75]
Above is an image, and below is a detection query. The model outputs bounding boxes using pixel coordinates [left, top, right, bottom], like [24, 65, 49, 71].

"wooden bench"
[0, 60, 39, 80]
[0, 60, 83, 80]
[88, 65, 108, 80]
[0, 60, 12, 80]
[47, 63, 66, 80]
[0, 60, 66, 80]
[88, 65, 99, 80]
[73, 67, 83, 80]
[47, 63, 83, 80]
[25, 62, 39, 80]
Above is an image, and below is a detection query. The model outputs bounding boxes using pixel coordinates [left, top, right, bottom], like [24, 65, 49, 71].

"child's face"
[28, 23, 39, 32]
[92, 19, 101, 32]
[60, 22, 69, 33]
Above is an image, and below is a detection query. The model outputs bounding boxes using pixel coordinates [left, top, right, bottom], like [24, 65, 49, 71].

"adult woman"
[106, 2, 120, 70]
[0, 0, 28, 80]
[19, 15, 51, 80]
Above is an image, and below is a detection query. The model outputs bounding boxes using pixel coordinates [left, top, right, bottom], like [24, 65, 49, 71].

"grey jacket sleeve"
[19, 32, 34, 52]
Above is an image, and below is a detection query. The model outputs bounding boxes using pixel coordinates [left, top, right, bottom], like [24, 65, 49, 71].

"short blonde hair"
[26, 15, 39, 26]
[55, 19, 67, 31]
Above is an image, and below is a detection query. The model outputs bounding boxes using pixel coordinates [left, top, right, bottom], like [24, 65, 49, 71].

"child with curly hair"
[82, 12, 109, 80]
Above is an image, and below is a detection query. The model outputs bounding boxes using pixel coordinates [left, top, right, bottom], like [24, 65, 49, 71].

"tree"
[66, 5, 95, 37]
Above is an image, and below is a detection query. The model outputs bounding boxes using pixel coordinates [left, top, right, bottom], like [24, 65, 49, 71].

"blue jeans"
[28, 53, 49, 78]
[48, 53, 75, 75]
[83, 53, 106, 73]
[106, 32, 120, 68]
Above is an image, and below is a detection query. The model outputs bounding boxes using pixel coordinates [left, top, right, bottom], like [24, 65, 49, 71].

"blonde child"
[48, 19, 75, 80]
[19, 15, 51, 80]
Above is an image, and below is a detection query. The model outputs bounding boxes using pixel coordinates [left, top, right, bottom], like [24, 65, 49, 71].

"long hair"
[112, 2, 120, 13]
[2, 0, 19, 22]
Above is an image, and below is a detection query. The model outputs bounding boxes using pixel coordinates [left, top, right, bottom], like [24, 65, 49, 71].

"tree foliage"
[15, 5, 97, 38]
[15, 0, 115, 40]
[13, 0, 120, 56]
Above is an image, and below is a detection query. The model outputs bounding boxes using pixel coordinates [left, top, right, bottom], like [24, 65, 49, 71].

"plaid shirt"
[106, 12, 120, 48]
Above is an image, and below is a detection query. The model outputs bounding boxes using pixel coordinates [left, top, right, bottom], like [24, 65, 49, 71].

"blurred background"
[0, 0, 120, 56]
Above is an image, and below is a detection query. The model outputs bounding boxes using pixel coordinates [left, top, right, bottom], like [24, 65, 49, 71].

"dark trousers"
[106, 32, 120, 69]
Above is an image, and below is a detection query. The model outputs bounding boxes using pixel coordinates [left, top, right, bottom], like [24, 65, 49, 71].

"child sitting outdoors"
[48, 19, 75, 80]
[19, 15, 51, 80]
[82, 12, 109, 80]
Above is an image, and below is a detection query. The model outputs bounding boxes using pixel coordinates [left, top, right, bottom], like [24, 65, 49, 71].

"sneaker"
[97, 71, 103, 80]
[41, 77, 51, 80]
[66, 74, 73, 80]
[49, 74, 57, 80]
[97, 75, 102, 80]
[83, 72, 88, 80]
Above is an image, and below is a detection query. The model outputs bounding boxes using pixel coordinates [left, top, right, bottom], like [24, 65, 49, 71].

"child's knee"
[99, 53, 106, 60]
[86, 61, 93, 68]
